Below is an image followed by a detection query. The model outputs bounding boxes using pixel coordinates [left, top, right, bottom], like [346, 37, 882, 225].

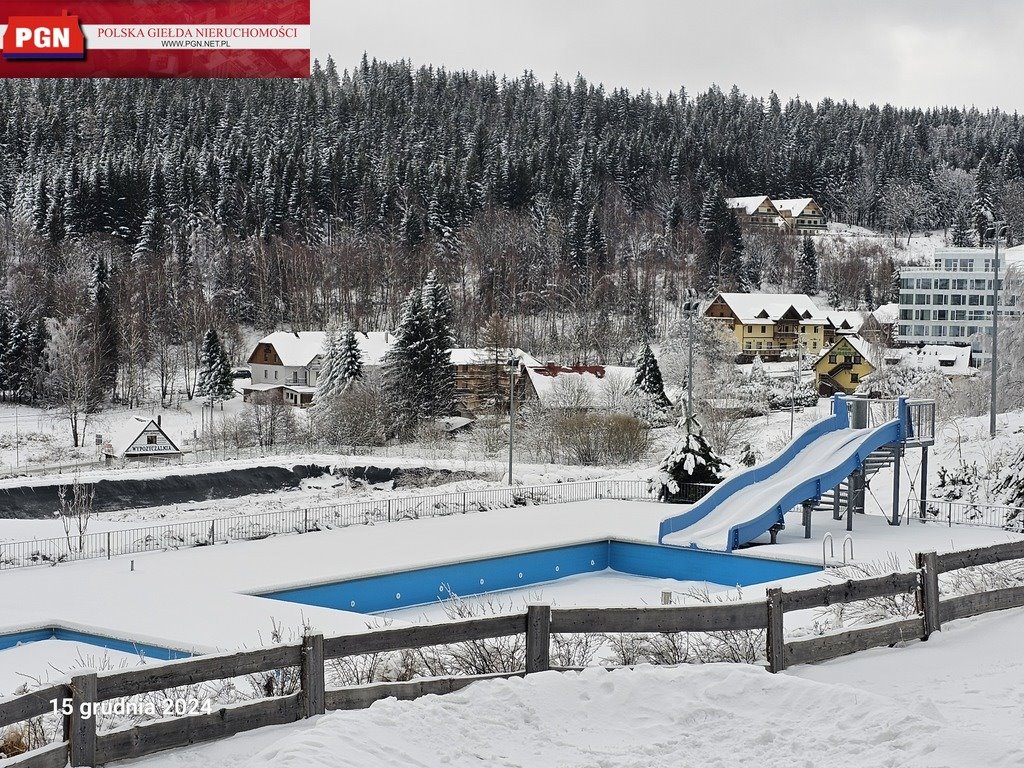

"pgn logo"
[2, 11, 86, 60]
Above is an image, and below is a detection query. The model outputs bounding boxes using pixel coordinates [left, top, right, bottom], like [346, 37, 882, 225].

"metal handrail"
[822, 532, 834, 567]
[842, 535, 855, 564]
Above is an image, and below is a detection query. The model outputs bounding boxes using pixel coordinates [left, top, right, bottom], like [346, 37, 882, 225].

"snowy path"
[663, 427, 882, 550]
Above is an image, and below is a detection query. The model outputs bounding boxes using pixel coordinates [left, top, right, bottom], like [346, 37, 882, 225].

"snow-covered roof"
[361, 332, 396, 366]
[883, 345, 976, 376]
[825, 311, 865, 333]
[714, 293, 823, 324]
[256, 331, 327, 367]
[254, 330, 396, 369]
[871, 303, 899, 324]
[726, 196, 774, 215]
[774, 198, 816, 217]
[817, 335, 878, 366]
[438, 416, 475, 433]
[449, 348, 540, 366]
[105, 417, 181, 457]
[524, 363, 636, 408]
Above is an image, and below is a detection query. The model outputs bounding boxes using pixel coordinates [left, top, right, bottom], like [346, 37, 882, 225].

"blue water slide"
[658, 395, 909, 552]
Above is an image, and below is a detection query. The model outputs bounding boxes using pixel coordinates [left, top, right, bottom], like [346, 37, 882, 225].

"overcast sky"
[313, 1, 1024, 112]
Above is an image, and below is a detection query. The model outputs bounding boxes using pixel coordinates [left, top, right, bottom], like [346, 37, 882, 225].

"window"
[263, 369, 268, 380]
[747, 326, 753, 333]
[937, 279, 950, 290]
[852, 356, 862, 365]
[828, 355, 837, 364]
[760, 326, 766, 333]
[146, 434, 157, 445]
[274, 370, 278, 380]
[851, 373, 860, 383]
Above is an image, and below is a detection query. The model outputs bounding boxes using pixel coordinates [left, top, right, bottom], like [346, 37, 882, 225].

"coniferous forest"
[2, 56, 1024, 407]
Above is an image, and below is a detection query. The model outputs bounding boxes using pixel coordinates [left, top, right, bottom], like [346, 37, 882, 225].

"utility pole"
[789, 341, 805, 440]
[507, 351, 517, 486]
[991, 221, 1004, 439]
[683, 288, 699, 422]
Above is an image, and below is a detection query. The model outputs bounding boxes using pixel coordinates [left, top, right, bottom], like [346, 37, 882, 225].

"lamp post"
[990, 220, 1004, 439]
[506, 351, 518, 486]
[682, 288, 700, 422]
[784, 340, 807, 440]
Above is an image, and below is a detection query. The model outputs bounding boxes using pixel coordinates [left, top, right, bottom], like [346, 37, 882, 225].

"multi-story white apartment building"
[896, 248, 1021, 362]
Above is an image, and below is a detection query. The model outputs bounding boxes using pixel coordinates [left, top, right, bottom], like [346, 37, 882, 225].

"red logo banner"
[0, 1, 310, 78]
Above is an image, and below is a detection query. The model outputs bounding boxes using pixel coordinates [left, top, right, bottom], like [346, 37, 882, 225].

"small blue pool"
[0, 627, 193, 660]
[262, 540, 820, 614]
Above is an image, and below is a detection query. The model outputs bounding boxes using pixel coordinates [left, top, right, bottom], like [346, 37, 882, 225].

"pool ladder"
[822, 533, 855, 567]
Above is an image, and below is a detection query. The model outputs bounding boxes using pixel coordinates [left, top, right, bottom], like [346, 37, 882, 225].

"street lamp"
[682, 288, 700, 422]
[989, 220, 1005, 439]
[783, 340, 807, 440]
[506, 351, 518, 486]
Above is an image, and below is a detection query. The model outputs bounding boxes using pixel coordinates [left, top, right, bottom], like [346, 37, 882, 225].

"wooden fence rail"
[3, 538, 1024, 767]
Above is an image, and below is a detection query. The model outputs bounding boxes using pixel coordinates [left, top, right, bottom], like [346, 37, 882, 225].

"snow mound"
[237, 665, 1008, 768]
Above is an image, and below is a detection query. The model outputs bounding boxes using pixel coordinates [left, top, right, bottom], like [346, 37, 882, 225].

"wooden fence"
[3, 539, 1024, 768]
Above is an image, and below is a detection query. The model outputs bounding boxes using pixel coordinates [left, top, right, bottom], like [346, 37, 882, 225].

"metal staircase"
[812, 445, 899, 515]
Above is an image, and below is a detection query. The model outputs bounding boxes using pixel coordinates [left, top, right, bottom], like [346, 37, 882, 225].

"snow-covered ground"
[123, 609, 1024, 768]
[0, 641, 144, 696]
[0, 497, 1015, 698]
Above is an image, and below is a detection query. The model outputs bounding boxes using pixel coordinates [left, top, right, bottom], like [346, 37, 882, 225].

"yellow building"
[704, 293, 829, 361]
[774, 198, 828, 235]
[814, 336, 877, 395]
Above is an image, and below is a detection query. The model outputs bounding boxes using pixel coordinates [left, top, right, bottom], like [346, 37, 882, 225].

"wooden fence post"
[915, 551, 941, 640]
[69, 672, 97, 767]
[766, 588, 785, 673]
[525, 604, 551, 674]
[300, 634, 326, 718]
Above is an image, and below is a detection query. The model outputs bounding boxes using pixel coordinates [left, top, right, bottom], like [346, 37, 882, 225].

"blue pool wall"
[0, 627, 192, 660]
[263, 540, 821, 614]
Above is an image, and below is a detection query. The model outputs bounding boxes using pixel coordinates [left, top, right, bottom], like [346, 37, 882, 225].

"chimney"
[157, 415, 161, 427]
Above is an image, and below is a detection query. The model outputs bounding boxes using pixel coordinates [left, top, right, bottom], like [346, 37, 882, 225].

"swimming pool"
[0, 627, 193, 660]
[261, 540, 820, 614]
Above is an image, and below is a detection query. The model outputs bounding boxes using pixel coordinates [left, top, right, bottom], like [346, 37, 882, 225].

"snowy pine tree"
[797, 236, 818, 295]
[383, 273, 457, 432]
[339, 326, 364, 384]
[90, 255, 118, 399]
[314, 324, 345, 404]
[196, 328, 234, 403]
[950, 206, 975, 247]
[629, 344, 672, 423]
[655, 415, 727, 501]
[421, 270, 457, 418]
[973, 153, 996, 244]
